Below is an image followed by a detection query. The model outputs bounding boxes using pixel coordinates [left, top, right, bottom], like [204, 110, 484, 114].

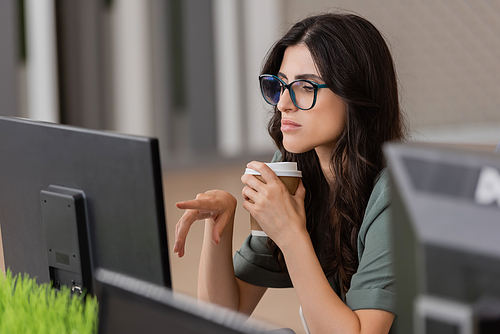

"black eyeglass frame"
[259, 74, 328, 111]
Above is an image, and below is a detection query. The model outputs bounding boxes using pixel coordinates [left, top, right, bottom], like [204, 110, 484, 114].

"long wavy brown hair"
[263, 13, 407, 295]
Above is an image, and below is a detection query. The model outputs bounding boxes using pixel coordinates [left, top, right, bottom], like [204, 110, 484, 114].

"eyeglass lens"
[260, 76, 316, 110]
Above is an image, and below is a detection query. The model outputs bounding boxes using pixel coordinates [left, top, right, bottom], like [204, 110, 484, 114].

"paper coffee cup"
[245, 162, 302, 236]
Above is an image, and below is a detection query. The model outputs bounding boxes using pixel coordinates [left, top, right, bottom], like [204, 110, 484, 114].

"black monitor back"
[385, 142, 500, 334]
[95, 268, 295, 334]
[0, 116, 171, 290]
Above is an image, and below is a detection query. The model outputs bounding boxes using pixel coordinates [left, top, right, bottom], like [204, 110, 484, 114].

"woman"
[173, 12, 406, 334]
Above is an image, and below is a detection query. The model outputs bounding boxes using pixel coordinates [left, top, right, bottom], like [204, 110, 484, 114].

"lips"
[281, 119, 301, 132]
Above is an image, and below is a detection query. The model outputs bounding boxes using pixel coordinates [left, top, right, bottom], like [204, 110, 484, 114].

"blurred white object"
[25, 0, 59, 123]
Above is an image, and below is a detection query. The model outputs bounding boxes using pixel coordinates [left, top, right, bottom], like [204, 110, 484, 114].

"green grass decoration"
[0, 269, 98, 334]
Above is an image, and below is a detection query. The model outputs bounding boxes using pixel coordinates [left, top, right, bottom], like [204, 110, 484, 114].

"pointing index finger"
[176, 198, 215, 211]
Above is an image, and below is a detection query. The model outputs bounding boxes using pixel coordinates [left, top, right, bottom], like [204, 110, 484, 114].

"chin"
[282, 139, 312, 154]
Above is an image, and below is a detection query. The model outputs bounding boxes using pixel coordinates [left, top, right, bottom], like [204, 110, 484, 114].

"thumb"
[211, 221, 223, 245]
[294, 179, 306, 202]
[211, 211, 231, 245]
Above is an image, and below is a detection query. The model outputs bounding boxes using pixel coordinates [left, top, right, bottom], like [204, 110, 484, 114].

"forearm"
[281, 235, 362, 334]
[197, 218, 240, 310]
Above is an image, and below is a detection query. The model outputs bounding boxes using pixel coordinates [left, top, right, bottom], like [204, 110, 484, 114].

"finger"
[210, 207, 233, 246]
[241, 173, 266, 191]
[241, 197, 253, 214]
[173, 224, 185, 257]
[242, 186, 257, 204]
[176, 201, 213, 221]
[173, 209, 198, 257]
[176, 198, 217, 212]
[212, 220, 222, 245]
[294, 179, 306, 201]
[175, 199, 203, 210]
[246, 161, 279, 184]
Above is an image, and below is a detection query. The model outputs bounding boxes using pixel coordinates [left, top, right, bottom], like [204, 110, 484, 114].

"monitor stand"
[40, 185, 94, 295]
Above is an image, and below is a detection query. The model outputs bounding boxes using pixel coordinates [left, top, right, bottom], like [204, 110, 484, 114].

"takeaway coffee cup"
[244, 162, 302, 236]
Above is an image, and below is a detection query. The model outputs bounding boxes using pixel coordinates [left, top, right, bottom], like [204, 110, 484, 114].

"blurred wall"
[284, 1, 500, 144]
[0, 0, 19, 119]
[3, 0, 499, 169]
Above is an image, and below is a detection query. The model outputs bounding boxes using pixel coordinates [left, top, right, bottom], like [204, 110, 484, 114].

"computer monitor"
[384, 142, 500, 334]
[95, 268, 295, 334]
[0, 116, 171, 295]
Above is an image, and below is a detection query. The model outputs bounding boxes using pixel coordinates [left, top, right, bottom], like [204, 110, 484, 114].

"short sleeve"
[233, 235, 293, 288]
[345, 171, 397, 314]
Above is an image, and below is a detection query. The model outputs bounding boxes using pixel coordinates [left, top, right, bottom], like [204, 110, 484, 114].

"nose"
[276, 87, 297, 113]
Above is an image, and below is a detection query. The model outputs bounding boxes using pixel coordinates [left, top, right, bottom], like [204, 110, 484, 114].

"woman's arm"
[280, 233, 394, 334]
[174, 190, 267, 314]
[242, 162, 394, 334]
[197, 211, 267, 313]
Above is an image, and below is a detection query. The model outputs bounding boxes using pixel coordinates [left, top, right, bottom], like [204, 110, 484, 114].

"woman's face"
[277, 44, 346, 155]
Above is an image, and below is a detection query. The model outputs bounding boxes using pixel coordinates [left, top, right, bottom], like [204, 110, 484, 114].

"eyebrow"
[278, 72, 324, 83]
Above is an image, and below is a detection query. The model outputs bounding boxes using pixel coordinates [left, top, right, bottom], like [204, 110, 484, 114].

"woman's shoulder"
[367, 168, 390, 213]
[359, 169, 391, 239]
[271, 150, 282, 162]
[349, 169, 397, 313]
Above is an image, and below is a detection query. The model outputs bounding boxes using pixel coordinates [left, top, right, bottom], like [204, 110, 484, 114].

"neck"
[314, 146, 335, 187]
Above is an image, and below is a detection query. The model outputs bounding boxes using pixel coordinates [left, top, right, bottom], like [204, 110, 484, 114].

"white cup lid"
[245, 162, 302, 177]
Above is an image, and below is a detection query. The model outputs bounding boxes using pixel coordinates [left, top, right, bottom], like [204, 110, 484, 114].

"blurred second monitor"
[385, 142, 500, 334]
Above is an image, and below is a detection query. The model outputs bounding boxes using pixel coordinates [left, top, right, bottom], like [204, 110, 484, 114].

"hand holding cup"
[242, 162, 304, 239]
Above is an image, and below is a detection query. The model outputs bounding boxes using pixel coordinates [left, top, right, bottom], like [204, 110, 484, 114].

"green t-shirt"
[233, 152, 397, 314]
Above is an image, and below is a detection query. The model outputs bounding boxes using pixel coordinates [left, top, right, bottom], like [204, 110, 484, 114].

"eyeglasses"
[259, 74, 328, 110]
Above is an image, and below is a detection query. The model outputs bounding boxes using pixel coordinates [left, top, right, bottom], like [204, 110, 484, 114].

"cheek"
[306, 114, 346, 147]
[324, 117, 345, 139]
[323, 108, 346, 135]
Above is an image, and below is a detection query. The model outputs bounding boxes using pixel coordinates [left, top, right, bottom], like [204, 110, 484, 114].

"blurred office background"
[1, 0, 500, 333]
[2, 0, 500, 165]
